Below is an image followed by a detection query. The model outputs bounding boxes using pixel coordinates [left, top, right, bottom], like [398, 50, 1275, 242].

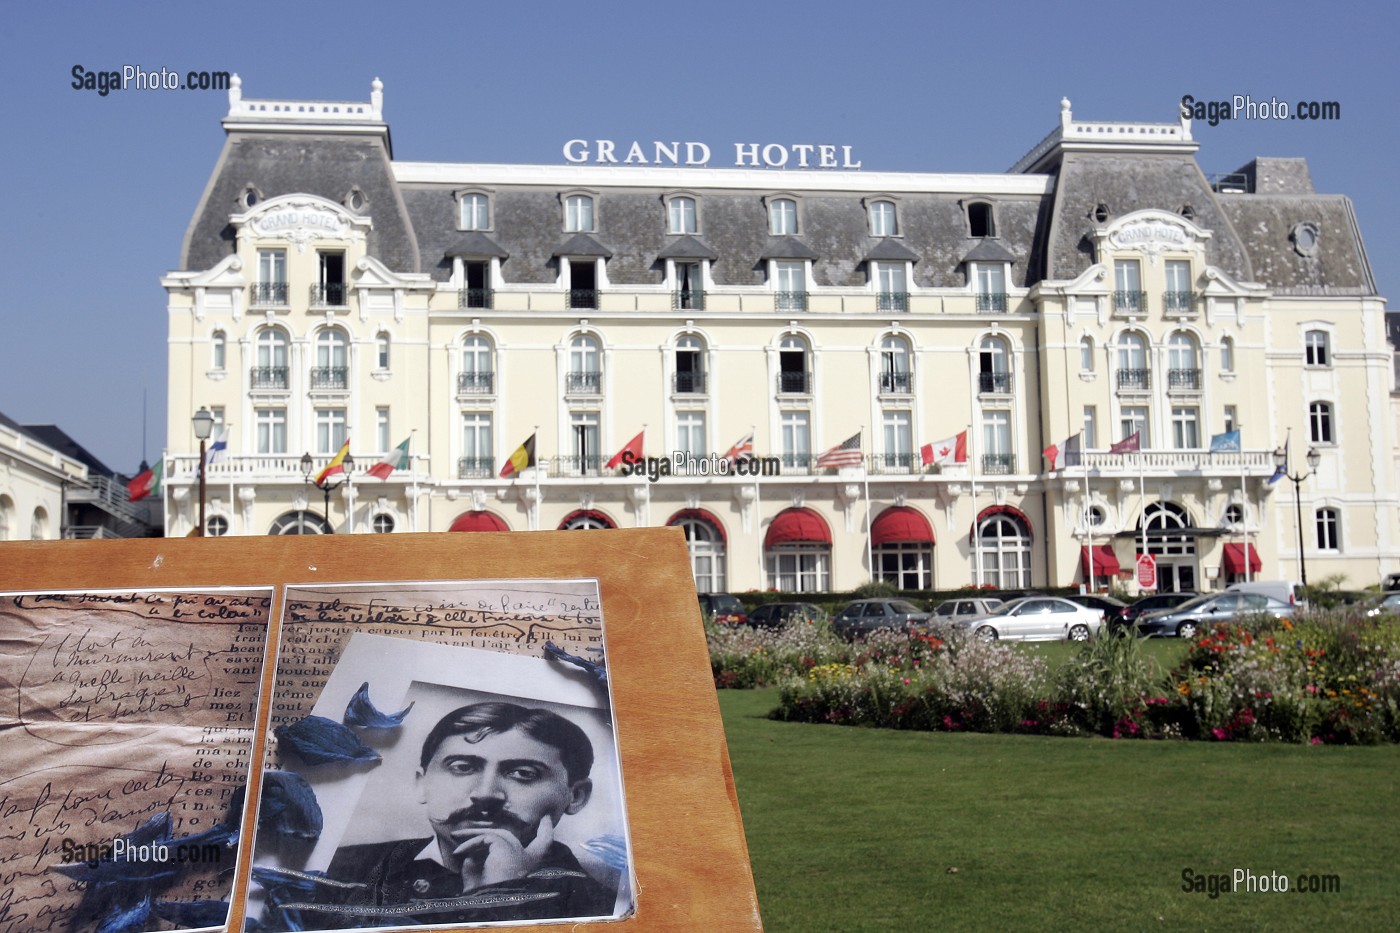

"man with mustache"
[322, 701, 619, 924]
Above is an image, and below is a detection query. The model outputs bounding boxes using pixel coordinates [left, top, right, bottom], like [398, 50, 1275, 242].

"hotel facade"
[162, 78, 1398, 593]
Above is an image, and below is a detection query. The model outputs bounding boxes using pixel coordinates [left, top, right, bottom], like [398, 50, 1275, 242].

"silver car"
[949, 596, 1104, 642]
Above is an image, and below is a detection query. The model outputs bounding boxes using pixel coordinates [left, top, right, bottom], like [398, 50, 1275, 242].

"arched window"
[254, 327, 289, 388]
[1315, 508, 1340, 550]
[1116, 332, 1149, 390]
[1220, 336, 1235, 373]
[978, 335, 1011, 394]
[769, 198, 797, 235]
[460, 193, 490, 231]
[212, 331, 226, 370]
[376, 333, 391, 370]
[560, 510, 615, 530]
[668, 196, 697, 234]
[270, 511, 331, 535]
[1309, 401, 1334, 444]
[460, 335, 495, 393]
[879, 334, 911, 393]
[313, 328, 349, 389]
[1141, 502, 1193, 555]
[872, 506, 934, 590]
[975, 509, 1031, 588]
[764, 507, 831, 592]
[1080, 336, 1095, 372]
[671, 512, 726, 592]
[1167, 332, 1200, 389]
[869, 200, 897, 237]
[31, 507, 48, 540]
[675, 335, 705, 393]
[1305, 330, 1330, 367]
[565, 194, 594, 232]
[778, 334, 809, 394]
[567, 334, 602, 394]
[0, 495, 11, 540]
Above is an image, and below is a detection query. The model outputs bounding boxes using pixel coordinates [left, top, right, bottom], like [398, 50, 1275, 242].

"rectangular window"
[565, 195, 594, 232]
[882, 410, 912, 468]
[774, 261, 806, 311]
[377, 335, 390, 369]
[676, 411, 706, 455]
[1114, 260, 1144, 312]
[212, 333, 226, 370]
[461, 193, 490, 231]
[1083, 405, 1097, 449]
[1165, 260, 1192, 311]
[376, 407, 390, 454]
[568, 259, 598, 310]
[258, 249, 286, 284]
[571, 412, 601, 474]
[255, 407, 286, 454]
[210, 406, 226, 435]
[781, 411, 810, 467]
[875, 263, 907, 311]
[975, 264, 1007, 312]
[668, 197, 697, 234]
[870, 201, 897, 237]
[462, 261, 491, 309]
[981, 409, 1012, 473]
[462, 413, 493, 476]
[1316, 510, 1339, 550]
[675, 261, 703, 311]
[1120, 406, 1149, 447]
[1224, 405, 1237, 434]
[316, 251, 346, 306]
[316, 408, 348, 454]
[769, 198, 797, 235]
[1171, 406, 1200, 449]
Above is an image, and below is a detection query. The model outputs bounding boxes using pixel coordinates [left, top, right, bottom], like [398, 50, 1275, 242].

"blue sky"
[2, 0, 1396, 473]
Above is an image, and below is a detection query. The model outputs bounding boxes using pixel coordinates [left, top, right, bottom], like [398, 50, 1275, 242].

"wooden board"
[0, 529, 763, 933]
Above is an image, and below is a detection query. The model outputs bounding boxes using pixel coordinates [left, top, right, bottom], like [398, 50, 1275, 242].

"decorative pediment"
[231, 194, 372, 253]
[1092, 210, 1211, 264]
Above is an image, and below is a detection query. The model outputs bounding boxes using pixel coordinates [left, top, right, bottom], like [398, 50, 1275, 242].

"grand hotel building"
[163, 78, 1398, 593]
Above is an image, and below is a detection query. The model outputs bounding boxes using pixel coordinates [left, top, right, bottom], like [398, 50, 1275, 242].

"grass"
[720, 689, 1400, 932]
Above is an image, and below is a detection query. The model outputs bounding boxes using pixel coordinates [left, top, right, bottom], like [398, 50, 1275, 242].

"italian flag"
[367, 437, 411, 480]
[127, 459, 164, 501]
[315, 439, 351, 485]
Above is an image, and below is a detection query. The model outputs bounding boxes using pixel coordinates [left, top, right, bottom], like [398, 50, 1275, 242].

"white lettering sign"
[561, 139, 859, 169]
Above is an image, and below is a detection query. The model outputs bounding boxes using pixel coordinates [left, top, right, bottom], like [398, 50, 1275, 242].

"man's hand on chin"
[453, 814, 557, 889]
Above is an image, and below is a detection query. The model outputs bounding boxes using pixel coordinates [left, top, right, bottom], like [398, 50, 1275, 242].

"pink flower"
[1310, 737, 1322, 745]
[1211, 727, 1229, 740]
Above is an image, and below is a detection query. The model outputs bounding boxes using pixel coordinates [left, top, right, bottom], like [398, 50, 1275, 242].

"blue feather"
[343, 681, 414, 728]
[543, 641, 609, 687]
[95, 896, 153, 933]
[151, 899, 230, 928]
[581, 834, 629, 871]
[275, 715, 380, 765]
[256, 770, 324, 841]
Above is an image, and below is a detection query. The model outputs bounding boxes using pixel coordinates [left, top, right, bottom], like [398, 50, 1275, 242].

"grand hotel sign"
[563, 139, 862, 169]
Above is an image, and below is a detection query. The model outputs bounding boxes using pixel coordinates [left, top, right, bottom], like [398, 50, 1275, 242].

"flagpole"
[751, 424, 762, 588]
[161, 449, 170, 538]
[532, 424, 541, 532]
[1082, 434, 1093, 593]
[1239, 427, 1251, 583]
[409, 429, 419, 533]
[861, 427, 873, 586]
[1138, 447, 1147, 586]
[969, 422, 981, 587]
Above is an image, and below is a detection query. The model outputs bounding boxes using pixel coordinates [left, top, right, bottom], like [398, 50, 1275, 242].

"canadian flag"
[921, 431, 968, 466]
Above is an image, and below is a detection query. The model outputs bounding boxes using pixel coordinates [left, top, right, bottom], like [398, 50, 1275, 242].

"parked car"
[1383, 573, 1400, 592]
[832, 599, 931, 639]
[948, 596, 1103, 642]
[930, 597, 1005, 621]
[1117, 591, 1200, 628]
[697, 593, 749, 625]
[1135, 592, 1295, 639]
[1065, 594, 1129, 626]
[1225, 580, 1307, 609]
[746, 602, 827, 629]
[1364, 592, 1400, 617]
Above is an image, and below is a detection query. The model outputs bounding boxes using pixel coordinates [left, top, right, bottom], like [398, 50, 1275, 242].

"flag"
[315, 439, 351, 486]
[499, 433, 536, 479]
[1210, 430, 1241, 452]
[1109, 431, 1142, 455]
[367, 437, 411, 480]
[206, 428, 230, 465]
[721, 432, 754, 464]
[815, 431, 863, 469]
[1267, 464, 1287, 485]
[605, 430, 644, 469]
[922, 431, 968, 466]
[127, 460, 163, 501]
[1043, 433, 1082, 470]
[1042, 441, 1059, 470]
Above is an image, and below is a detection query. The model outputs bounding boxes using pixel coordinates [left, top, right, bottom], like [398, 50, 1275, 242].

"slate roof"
[657, 235, 718, 260]
[553, 233, 613, 258]
[861, 239, 920, 263]
[759, 237, 821, 261]
[960, 239, 1019, 264]
[443, 232, 508, 259]
[1216, 195, 1376, 294]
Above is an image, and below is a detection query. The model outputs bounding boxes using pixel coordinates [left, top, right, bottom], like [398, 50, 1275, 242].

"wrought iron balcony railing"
[673, 371, 707, 393]
[978, 372, 1013, 394]
[568, 289, 599, 310]
[877, 291, 909, 312]
[1116, 368, 1151, 391]
[1167, 368, 1202, 390]
[457, 371, 496, 394]
[775, 290, 807, 311]
[975, 291, 1007, 312]
[879, 371, 912, 394]
[457, 457, 495, 479]
[1163, 290, 1196, 314]
[1113, 290, 1148, 314]
[309, 366, 348, 390]
[566, 371, 602, 394]
[982, 453, 1016, 475]
[672, 289, 705, 311]
[779, 452, 812, 472]
[458, 288, 495, 309]
[777, 371, 811, 394]
[310, 283, 347, 307]
[875, 452, 917, 473]
[550, 455, 605, 477]
[251, 282, 289, 305]
[250, 366, 289, 389]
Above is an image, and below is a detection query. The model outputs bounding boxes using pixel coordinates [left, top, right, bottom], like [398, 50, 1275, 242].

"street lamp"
[191, 407, 215, 537]
[301, 449, 355, 533]
[1272, 444, 1321, 586]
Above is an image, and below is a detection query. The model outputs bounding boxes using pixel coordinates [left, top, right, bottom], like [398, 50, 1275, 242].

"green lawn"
[720, 689, 1400, 932]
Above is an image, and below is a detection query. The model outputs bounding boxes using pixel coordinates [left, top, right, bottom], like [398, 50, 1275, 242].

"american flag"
[721, 432, 754, 464]
[815, 431, 864, 469]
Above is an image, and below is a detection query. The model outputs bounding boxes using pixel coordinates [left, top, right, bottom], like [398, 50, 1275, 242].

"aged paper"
[0, 589, 274, 933]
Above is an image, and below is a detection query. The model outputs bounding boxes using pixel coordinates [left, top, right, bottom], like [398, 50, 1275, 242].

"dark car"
[746, 602, 827, 629]
[1135, 592, 1295, 639]
[1065, 594, 1129, 627]
[832, 599, 931, 639]
[1118, 591, 1200, 628]
[697, 593, 748, 625]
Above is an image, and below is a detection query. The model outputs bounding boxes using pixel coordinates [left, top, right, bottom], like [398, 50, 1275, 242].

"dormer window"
[869, 200, 898, 237]
[459, 192, 490, 231]
[769, 197, 798, 235]
[565, 194, 595, 233]
[967, 202, 995, 238]
[668, 195, 698, 234]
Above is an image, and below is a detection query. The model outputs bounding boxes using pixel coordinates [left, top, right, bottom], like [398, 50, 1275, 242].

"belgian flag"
[499, 433, 536, 478]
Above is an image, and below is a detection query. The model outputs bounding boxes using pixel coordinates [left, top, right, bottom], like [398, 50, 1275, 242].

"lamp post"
[301, 450, 355, 533]
[191, 407, 215, 537]
[1272, 444, 1321, 586]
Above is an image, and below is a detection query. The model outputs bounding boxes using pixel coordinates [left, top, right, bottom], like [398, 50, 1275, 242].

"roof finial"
[228, 73, 242, 109]
[1059, 97, 1073, 131]
[371, 77, 383, 117]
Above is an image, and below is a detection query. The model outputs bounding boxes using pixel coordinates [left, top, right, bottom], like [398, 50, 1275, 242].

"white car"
[949, 596, 1104, 642]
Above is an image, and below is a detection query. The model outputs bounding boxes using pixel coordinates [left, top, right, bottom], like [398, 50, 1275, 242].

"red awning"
[871, 506, 934, 546]
[559, 509, 617, 529]
[448, 511, 509, 532]
[667, 508, 727, 544]
[1222, 542, 1262, 574]
[764, 507, 832, 548]
[1081, 544, 1121, 577]
[970, 504, 1034, 542]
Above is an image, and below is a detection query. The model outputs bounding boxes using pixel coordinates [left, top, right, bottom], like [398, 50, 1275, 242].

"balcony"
[568, 289, 598, 310]
[672, 289, 705, 311]
[775, 290, 808, 312]
[251, 282, 289, 306]
[550, 455, 604, 477]
[310, 283, 347, 307]
[978, 372, 1012, 395]
[566, 371, 602, 394]
[877, 291, 909, 312]
[1167, 368, 1202, 391]
[1113, 290, 1148, 316]
[975, 291, 1007, 313]
[879, 371, 912, 394]
[1163, 290, 1197, 315]
[457, 457, 495, 479]
[779, 452, 812, 473]
[457, 371, 496, 394]
[777, 371, 811, 394]
[981, 453, 1016, 475]
[1116, 368, 1151, 391]
[673, 371, 707, 394]
[309, 367, 348, 390]
[872, 452, 916, 474]
[250, 366, 289, 390]
[458, 288, 495, 310]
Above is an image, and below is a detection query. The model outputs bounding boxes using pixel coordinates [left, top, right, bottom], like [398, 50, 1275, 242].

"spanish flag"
[499, 433, 536, 479]
[315, 438, 351, 485]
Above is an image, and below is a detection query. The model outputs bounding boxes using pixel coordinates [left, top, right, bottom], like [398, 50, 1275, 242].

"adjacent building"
[162, 79, 1397, 592]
